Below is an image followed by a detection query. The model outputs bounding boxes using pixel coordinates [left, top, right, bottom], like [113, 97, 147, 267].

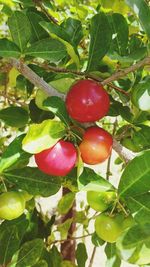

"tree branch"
[102, 57, 150, 85]
[33, 0, 58, 24]
[113, 139, 136, 164]
[10, 58, 65, 100]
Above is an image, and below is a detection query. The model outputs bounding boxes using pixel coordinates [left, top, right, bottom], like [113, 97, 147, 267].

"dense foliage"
[0, 0, 150, 266]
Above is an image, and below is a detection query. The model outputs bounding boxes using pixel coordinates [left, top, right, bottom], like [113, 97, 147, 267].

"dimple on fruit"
[34, 140, 77, 176]
[66, 79, 110, 122]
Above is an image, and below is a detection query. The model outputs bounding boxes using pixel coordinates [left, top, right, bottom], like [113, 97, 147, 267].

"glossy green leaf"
[76, 243, 88, 267]
[87, 12, 112, 72]
[62, 17, 83, 46]
[116, 223, 150, 265]
[8, 11, 31, 52]
[26, 11, 49, 43]
[125, 0, 150, 40]
[0, 38, 21, 58]
[0, 215, 28, 266]
[105, 243, 121, 267]
[40, 22, 80, 67]
[48, 246, 62, 267]
[118, 151, 150, 198]
[58, 192, 75, 215]
[78, 167, 114, 192]
[131, 77, 150, 111]
[109, 13, 129, 55]
[29, 99, 54, 123]
[4, 167, 61, 197]
[22, 119, 66, 154]
[10, 239, 44, 267]
[126, 192, 150, 225]
[32, 260, 48, 267]
[57, 218, 73, 239]
[43, 96, 71, 125]
[91, 232, 105, 247]
[0, 106, 29, 128]
[40, 21, 71, 43]
[0, 134, 30, 173]
[49, 78, 74, 93]
[25, 38, 67, 62]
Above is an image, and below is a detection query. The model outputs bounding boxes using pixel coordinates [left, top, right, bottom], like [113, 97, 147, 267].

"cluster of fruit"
[35, 79, 113, 176]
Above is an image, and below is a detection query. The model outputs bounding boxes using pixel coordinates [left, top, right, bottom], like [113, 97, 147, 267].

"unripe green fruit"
[87, 191, 116, 212]
[95, 213, 124, 243]
[0, 192, 25, 220]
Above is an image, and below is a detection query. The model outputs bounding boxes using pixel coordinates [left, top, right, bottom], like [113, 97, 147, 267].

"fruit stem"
[0, 176, 7, 192]
[117, 200, 129, 216]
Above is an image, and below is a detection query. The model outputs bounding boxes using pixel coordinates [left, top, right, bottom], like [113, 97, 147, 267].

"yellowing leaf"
[22, 119, 66, 154]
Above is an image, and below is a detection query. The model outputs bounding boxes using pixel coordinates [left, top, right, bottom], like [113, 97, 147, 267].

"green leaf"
[0, 106, 29, 128]
[62, 17, 83, 46]
[105, 243, 121, 267]
[131, 77, 150, 111]
[26, 11, 49, 43]
[40, 21, 80, 68]
[57, 218, 73, 239]
[32, 260, 48, 267]
[91, 232, 105, 247]
[8, 11, 31, 52]
[0, 38, 21, 58]
[109, 13, 129, 55]
[40, 21, 71, 43]
[126, 192, 150, 225]
[131, 125, 150, 151]
[22, 119, 66, 154]
[10, 239, 44, 267]
[58, 192, 75, 215]
[43, 96, 71, 125]
[125, 0, 150, 40]
[25, 38, 67, 62]
[49, 77, 74, 93]
[116, 223, 150, 265]
[4, 167, 61, 197]
[0, 134, 30, 173]
[78, 167, 114, 192]
[0, 215, 28, 266]
[76, 243, 88, 267]
[29, 99, 54, 123]
[118, 151, 150, 198]
[49, 246, 62, 267]
[86, 12, 112, 72]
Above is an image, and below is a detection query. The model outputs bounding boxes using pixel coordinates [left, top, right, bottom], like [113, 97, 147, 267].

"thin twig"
[10, 58, 65, 100]
[88, 247, 97, 267]
[34, 0, 58, 24]
[102, 57, 150, 85]
[51, 233, 93, 245]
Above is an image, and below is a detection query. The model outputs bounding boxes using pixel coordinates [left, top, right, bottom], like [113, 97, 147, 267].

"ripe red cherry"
[79, 126, 113, 164]
[66, 79, 110, 122]
[34, 140, 77, 176]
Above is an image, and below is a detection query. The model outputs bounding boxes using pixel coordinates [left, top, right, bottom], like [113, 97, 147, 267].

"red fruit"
[34, 140, 77, 176]
[79, 126, 113, 164]
[66, 79, 110, 122]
